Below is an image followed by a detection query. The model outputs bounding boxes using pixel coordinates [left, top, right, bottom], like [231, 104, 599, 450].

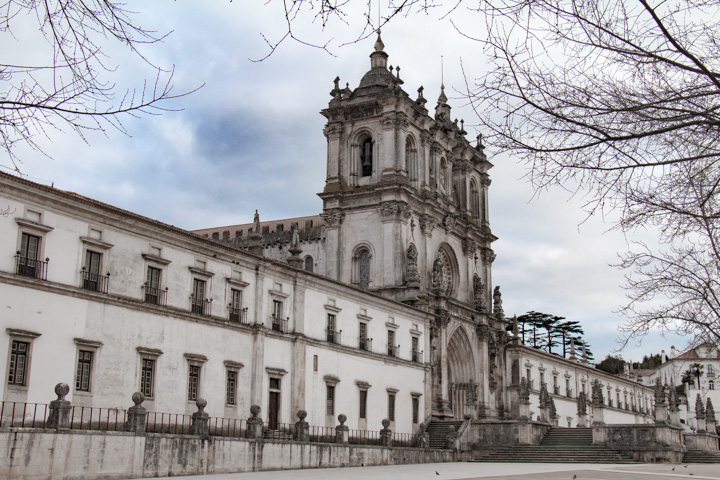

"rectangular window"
[8, 340, 29, 385]
[192, 279, 206, 314]
[188, 365, 200, 401]
[141, 359, 155, 398]
[226, 370, 237, 405]
[83, 250, 102, 291]
[270, 377, 280, 390]
[388, 392, 396, 422]
[230, 289, 243, 322]
[313, 355, 318, 372]
[145, 266, 162, 304]
[412, 396, 419, 424]
[387, 330, 395, 356]
[359, 322, 369, 350]
[326, 385, 335, 416]
[75, 350, 93, 392]
[272, 300, 284, 331]
[327, 314, 337, 343]
[359, 390, 368, 419]
[18, 233, 41, 278]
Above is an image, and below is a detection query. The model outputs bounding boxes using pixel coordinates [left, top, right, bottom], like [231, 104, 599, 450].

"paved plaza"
[136, 462, 720, 480]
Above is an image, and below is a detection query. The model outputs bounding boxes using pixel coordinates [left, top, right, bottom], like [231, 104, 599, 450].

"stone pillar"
[125, 392, 147, 434]
[538, 382, 551, 423]
[246, 404, 264, 439]
[190, 398, 210, 436]
[591, 380, 605, 426]
[668, 387, 681, 427]
[293, 409, 310, 441]
[518, 377, 531, 422]
[654, 379, 668, 425]
[46, 383, 71, 430]
[696, 394, 707, 433]
[576, 391, 588, 428]
[335, 414, 349, 444]
[380, 418, 393, 447]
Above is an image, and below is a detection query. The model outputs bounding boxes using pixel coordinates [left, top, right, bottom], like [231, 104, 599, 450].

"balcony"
[412, 350, 423, 363]
[359, 337, 372, 352]
[326, 329, 342, 345]
[81, 268, 109, 294]
[190, 295, 212, 316]
[271, 314, 288, 333]
[566, 388, 573, 398]
[387, 344, 399, 358]
[229, 306, 248, 324]
[15, 254, 49, 280]
[143, 285, 168, 306]
[553, 385, 560, 395]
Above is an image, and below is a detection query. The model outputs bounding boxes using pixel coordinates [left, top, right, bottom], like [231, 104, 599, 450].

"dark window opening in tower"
[361, 138, 373, 177]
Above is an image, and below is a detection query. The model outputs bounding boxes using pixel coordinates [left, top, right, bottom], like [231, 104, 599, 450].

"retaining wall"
[1, 428, 462, 480]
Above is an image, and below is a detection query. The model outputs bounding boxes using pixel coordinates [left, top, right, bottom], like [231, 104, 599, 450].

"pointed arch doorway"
[447, 327, 477, 419]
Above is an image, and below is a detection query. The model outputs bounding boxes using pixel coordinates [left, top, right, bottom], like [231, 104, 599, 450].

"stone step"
[683, 450, 720, 463]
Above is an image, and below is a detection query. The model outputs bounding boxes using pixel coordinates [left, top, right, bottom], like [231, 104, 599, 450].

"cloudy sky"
[3, 1, 685, 362]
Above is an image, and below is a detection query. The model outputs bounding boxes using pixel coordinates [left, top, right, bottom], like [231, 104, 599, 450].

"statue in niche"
[473, 276, 485, 311]
[406, 244, 420, 286]
[493, 286, 504, 320]
[466, 379, 478, 404]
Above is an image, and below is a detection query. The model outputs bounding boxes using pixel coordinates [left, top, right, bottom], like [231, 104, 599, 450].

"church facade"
[0, 34, 653, 436]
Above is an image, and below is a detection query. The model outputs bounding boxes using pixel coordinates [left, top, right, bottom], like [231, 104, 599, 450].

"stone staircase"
[683, 450, 720, 463]
[472, 427, 636, 463]
[425, 420, 464, 449]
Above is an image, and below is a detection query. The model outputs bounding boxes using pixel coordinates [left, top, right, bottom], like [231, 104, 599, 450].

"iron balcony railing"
[412, 350, 423, 363]
[15, 254, 49, 280]
[143, 284, 168, 306]
[229, 306, 249, 324]
[271, 314, 288, 333]
[81, 268, 109, 294]
[190, 295, 212, 316]
[387, 344, 399, 358]
[326, 329, 342, 345]
[359, 337, 372, 352]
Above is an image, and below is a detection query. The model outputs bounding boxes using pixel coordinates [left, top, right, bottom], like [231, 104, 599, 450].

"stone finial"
[287, 226, 303, 268]
[294, 409, 310, 441]
[569, 338, 577, 361]
[519, 377, 530, 403]
[248, 210, 264, 256]
[335, 413, 349, 444]
[654, 378, 667, 406]
[246, 404, 263, 439]
[405, 244, 420, 288]
[416, 86, 427, 106]
[190, 398, 209, 436]
[126, 391, 147, 434]
[380, 418, 393, 447]
[47, 383, 72, 430]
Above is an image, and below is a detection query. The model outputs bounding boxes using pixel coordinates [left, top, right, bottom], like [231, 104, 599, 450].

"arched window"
[439, 158, 447, 192]
[405, 136, 417, 183]
[353, 247, 372, 289]
[361, 138, 373, 177]
[470, 180, 480, 219]
[304, 256, 313, 272]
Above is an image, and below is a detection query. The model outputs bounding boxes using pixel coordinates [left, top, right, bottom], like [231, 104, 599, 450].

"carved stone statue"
[654, 378, 666, 406]
[519, 377, 530, 403]
[406, 244, 420, 287]
[466, 379, 478, 404]
[473, 276, 485, 311]
[493, 286, 504, 320]
[591, 380, 604, 407]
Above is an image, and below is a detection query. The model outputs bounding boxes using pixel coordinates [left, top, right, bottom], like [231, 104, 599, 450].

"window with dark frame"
[18, 232, 41, 277]
[83, 250, 102, 291]
[8, 340, 29, 385]
[361, 138, 373, 177]
[145, 266, 162, 304]
[304, 256, 313, 272]
[388, 392, 396, 422]
[75, 350, 93, 392]
[230, 289, 242, 322]
[387, 330, 395, 357]
[226, 370, 237, 405]
[359, 322, 369, 350]
[141, 359, 155, 397]
[327, 314, 337, 343]
[192, 278, 205, 314]
[359, 389, 368, 419]
[412, 396, 419, 424]
[326, 385, 335, 416]
[188, 365, 200, 401]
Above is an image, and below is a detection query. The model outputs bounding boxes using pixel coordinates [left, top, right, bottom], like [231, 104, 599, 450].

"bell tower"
[319, 31, 496, 310]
